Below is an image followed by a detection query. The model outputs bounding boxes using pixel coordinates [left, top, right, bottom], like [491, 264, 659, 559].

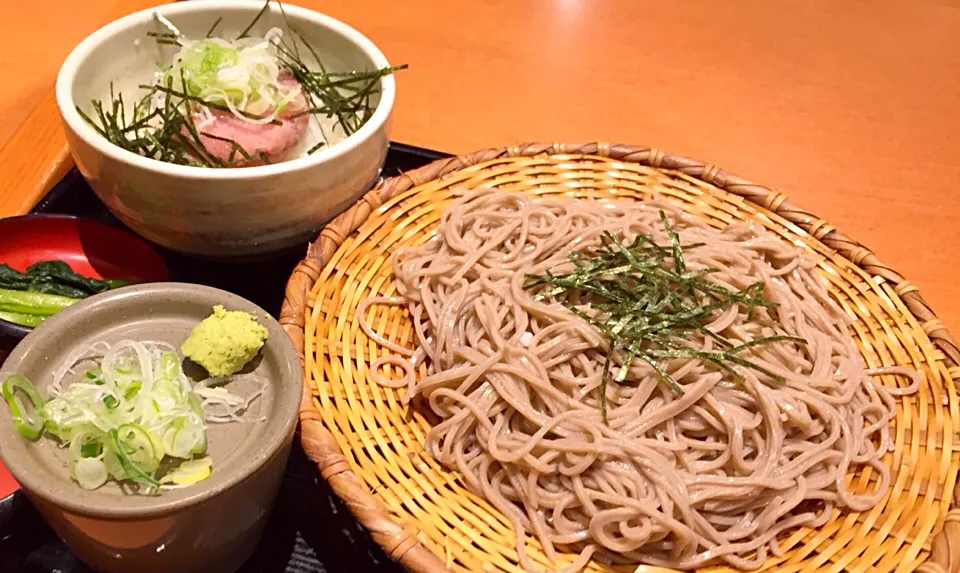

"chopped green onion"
[80, 440, 102, 458]
[122, 381, 142, 400]
[73, 457, 109, 490]
[158, 352, 179, 380]
[187, 394, 207, 455]
[7, 339, 259, 493]
[2, 374, 45, 440]
[108, 428, 160, 488]
[116, 423, 158, 468]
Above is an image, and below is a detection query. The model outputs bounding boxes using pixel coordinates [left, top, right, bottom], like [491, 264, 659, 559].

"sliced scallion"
[2, 374, 45, 440]
[109, 428, 160, 488]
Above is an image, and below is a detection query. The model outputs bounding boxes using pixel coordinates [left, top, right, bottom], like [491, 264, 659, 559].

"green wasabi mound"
[182, 305, 269, 377]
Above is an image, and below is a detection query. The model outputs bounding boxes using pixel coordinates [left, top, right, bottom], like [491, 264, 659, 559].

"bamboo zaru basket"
[279, 143, 960, 573]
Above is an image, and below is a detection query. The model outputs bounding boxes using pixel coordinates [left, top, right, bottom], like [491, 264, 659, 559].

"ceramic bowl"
[56, 1, 395, 258]
[0, 283, 302, 573]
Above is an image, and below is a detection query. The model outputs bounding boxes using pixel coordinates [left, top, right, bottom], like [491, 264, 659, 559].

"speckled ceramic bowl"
[56, 1, 395, 258]
[0, 283, 302, 573]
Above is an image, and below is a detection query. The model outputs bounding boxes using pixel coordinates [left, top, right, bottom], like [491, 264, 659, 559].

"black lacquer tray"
[0, 142, 452, 573]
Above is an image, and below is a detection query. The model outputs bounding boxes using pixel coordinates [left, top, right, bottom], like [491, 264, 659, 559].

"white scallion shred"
[74, 457, 109, 490]
[49, 341, 111, 396]
[39, 340, 261, 493]
[160, 28, 304, 125]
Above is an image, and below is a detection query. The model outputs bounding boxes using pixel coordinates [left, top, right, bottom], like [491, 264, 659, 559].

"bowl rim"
[55, 0, 396, 181]
[0, 282, 302, 518]
[0, 214, 171, 338]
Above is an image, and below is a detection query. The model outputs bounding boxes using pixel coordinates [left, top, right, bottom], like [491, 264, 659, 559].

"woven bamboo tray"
[279, 142, 960, 573]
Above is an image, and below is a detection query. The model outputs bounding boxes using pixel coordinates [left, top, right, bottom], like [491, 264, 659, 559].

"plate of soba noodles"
[281, 143, 959, 573]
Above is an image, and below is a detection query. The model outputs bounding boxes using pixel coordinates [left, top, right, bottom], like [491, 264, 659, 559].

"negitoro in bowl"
[0, 283, 301, 573]
[56, 0, 404, 258]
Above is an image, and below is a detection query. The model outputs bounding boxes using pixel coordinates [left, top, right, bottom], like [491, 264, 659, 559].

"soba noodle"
[359, 189, 918, 571]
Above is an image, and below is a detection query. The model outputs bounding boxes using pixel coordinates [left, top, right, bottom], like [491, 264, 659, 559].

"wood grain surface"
[0, 0, 167, 215]
[0, 0, 957, 332]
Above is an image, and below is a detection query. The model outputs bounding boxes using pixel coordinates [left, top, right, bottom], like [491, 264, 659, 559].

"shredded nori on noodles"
[525, 211, 805, 423]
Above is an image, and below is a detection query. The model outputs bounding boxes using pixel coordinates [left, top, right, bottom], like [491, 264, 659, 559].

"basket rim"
[278, 141, 960, 573]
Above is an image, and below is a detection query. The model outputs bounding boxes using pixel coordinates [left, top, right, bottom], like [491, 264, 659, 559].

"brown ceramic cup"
[0, 283, 302, 573]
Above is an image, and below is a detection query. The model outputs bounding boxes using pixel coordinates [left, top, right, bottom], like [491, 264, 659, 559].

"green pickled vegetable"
[0, 288, 79, 316]
[105, 278, 132, 290]
[0, 311, 45, 327]
[80, 440, 102, 458]
[0, 261, 130, 299]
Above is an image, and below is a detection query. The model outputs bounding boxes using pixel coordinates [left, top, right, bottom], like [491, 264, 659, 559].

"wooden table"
[1, 0, 958, 333]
